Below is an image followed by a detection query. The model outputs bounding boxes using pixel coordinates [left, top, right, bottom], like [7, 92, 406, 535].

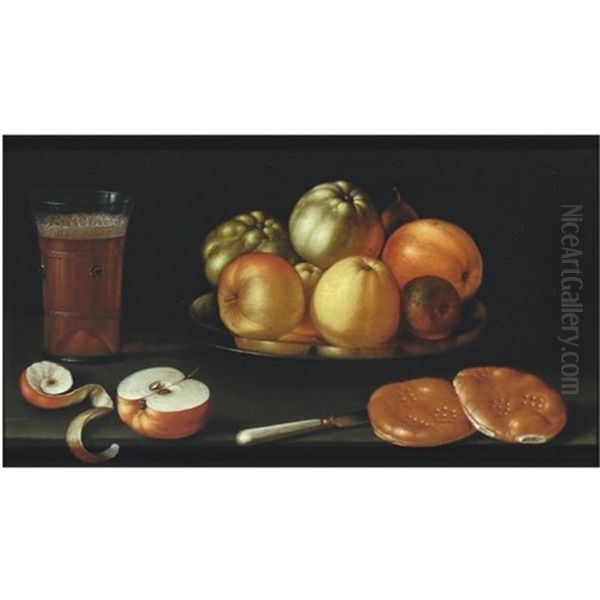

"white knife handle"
[236, 418, 326, 446]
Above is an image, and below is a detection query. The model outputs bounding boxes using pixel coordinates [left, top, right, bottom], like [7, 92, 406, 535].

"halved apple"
[117, 367, 211, 439]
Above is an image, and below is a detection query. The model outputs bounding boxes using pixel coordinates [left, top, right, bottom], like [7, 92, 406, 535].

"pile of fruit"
[200, 181, 483, 355]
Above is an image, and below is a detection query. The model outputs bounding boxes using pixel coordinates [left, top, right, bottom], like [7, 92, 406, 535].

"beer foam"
[36, 212, 129, 240]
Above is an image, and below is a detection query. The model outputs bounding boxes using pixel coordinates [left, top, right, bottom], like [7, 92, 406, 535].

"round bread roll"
[368, 378, 475, 447]
[453, 367, 567, 444]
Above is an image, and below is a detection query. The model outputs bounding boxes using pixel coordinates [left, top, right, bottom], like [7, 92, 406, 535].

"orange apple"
[382, 219, 483, 301]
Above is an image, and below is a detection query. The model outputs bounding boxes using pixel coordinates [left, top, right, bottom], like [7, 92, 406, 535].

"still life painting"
[3, 136, 598, 466]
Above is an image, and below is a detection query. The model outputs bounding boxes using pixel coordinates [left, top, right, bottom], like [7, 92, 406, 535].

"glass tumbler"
[31, 190, 133, 361]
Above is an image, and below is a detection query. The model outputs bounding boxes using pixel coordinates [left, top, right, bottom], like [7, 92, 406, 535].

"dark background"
[3, 136, 599, 466]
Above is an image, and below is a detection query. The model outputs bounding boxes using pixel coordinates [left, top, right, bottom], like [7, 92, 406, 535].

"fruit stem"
[186, 365, 201, 380]
[142, 366, 202, 400]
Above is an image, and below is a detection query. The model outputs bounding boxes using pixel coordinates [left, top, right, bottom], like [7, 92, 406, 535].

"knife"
[235, 410, 369, 446]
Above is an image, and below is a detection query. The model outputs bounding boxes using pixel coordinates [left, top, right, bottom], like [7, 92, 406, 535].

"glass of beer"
[31, 190, 134, 361]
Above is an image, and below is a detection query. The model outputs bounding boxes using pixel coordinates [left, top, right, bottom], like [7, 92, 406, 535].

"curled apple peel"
[66, 389, 120, 464]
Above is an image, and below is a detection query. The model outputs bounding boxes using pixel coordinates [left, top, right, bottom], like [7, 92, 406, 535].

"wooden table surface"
[3, 313, 598, 467]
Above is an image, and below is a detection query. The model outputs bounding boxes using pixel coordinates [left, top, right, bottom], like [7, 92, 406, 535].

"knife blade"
[236, 409, 369, 446]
